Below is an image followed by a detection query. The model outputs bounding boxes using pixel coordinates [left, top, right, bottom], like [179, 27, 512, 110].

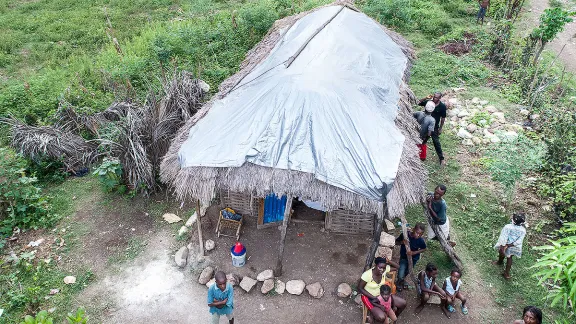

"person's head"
[411, 223, 425, 238]
[434, 184, 447, 200]
[379, 284, 392, 299]
[215, 271, 227, 291]
[522, 306, 542, 324]
[512, 212, 526, 226]
[432, 92, 443, 104]
[425, 101, 435, 114]
[373, 257, 387, 275]
[425, 263, 438, 278]
[450, 268, 462, 282]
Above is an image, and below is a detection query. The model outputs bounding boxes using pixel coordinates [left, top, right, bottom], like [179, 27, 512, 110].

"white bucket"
[231, 251, 246, 267]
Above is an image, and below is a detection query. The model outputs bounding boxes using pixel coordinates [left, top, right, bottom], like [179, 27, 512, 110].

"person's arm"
[357, 279, 378, 302]
[432, 281, 447, 298]
[207, 287, 224, 307]
[438, 117, 445, 134]
[225, 285, 234, 308]
[428, 200, 441, 222]
[442, 279, 453, 298]
[387, 260, 400, 270]
[418, 98, 429, 106]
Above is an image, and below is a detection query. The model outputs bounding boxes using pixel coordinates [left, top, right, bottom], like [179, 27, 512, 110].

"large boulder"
[261, 279, 275, 294]
[306, 282, 324, 299]
[239, 276, 257, 293]
[257, 269, 274, 282]
[337, 283, 352, 298]
[286, 280, 306, 295]
[379, 232, 395, 247]
[198, 266, 214, 285]
[275, 280, 286, 294]
[174, 246, 188, 268]
[376, 246, 393, 261]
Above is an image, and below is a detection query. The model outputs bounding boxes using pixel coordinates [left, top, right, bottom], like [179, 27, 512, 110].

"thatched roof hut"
[161, 3, 425, 223]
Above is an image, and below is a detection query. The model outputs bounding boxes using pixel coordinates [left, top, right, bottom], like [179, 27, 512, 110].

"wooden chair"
[361, 271, 397, 324]
[216, 208, 243, 240]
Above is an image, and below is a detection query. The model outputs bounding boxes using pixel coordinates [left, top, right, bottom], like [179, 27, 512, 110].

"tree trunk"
[421, 200, 463, 270]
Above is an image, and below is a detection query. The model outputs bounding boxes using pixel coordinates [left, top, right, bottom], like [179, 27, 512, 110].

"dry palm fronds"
[0, 118, 99, 170]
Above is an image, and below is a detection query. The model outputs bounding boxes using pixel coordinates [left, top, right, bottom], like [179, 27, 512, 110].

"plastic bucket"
[231, 244, 246, 267]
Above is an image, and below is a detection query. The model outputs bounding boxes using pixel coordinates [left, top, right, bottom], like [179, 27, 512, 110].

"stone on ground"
[174, 246, 189, 268]
[457, 128, 473, 139]
[286, 280, 306, 295]
[379, 232, 396, 247]
[493, 112, 506, 122]
[240, 276, 257, 293]
[490, 136, 501, 143]
[457, 109, 470, 117]
[306, 282, 324, 299]
[337, 283, 352, 298]
[205, 239, 215, 251]
[261, 279, 275, 294]
[448, 98, 459, 105]
[185, 211, 197, 227]
[178, 226, 188, 237]
[205, 278, 215, 288]
[428, 294, 442, 304]
[257, 269, 274, 281]
[502, 131, 518, 140]
[384, 219, 395, 231]
[485, 105, 497, 113]
[520, 109, 530, 116]
[227, 273, 240, 286]
[354, 294, 363, 305]
[466, 123, 478, 133]
[472, 137, 482, 145]
[462, 139, 474, 146]
[275, 280, 286, 294]
[163, 213, 182, 224]
[530, 114, 540, 120]
[447, 108, 460, 117]
[376, 246, 393, 261]
[471, 97, 480, 104]
[63, 276, 76, 284]
[198, 266, 214, 285]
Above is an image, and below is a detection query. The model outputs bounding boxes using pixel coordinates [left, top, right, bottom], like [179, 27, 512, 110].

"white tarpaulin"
[178, 5, 408, 202]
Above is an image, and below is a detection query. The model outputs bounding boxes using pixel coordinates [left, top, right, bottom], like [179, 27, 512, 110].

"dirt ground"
[527, 0, 576, 73]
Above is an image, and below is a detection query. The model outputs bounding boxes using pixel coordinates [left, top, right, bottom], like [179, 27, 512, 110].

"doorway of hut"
[290, 198, 326, 224]
[256, 194, 325, 229]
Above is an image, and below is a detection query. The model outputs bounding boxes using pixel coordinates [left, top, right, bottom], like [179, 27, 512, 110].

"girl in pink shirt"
[372, 285, 397, 324]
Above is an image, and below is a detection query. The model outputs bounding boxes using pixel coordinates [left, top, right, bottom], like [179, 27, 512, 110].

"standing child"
[371, 285, 397, 324]
[207, 271, 234, 324]
[493, 212, 527, 279]
[415, 263, 448, 317]
[442, 268, 468, 317]
[395, 223, 427, 291]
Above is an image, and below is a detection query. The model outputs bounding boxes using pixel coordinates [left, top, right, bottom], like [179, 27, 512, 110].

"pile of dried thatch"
[1, 71, 209, 193]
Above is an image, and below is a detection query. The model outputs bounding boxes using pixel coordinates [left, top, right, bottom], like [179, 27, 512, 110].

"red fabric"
[417, 144, 427, 160]
[361, 295, 374, 310]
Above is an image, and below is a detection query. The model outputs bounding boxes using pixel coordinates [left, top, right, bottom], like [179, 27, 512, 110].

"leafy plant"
[532, 223, 576, 316]
[524, 8, 574, 66]
[469, 111, 493, 126]
[541, 173, 576, 221]
[66, 307, 88, 324]
[0, 148, 58, 235]
[21, 310, 54, 324]
[92, 158, 124, 193]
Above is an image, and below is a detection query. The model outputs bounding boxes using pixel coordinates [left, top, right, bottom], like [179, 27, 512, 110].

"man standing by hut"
[419, 92, 447, 166]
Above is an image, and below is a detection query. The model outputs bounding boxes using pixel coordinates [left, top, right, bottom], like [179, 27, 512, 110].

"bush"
[92, 158, 124, 193]
[0, 148, 58, 235]
[541, 173, 576, 222]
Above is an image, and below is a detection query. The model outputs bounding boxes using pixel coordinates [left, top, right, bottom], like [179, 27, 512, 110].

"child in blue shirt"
[207, 271, 234, 324]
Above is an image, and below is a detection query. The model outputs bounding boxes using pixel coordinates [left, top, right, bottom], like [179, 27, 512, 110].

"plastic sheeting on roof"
[178, 5, 408, 202]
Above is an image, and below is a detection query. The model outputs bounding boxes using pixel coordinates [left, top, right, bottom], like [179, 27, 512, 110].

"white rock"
[205, 239, 215, 251]
[466, 123, 478, 133]
[198, 80, 210, 93]
[457, 109, 470, 117]
[306, 282, 324, 299]
[376, 246, 393, 261]
[63, 276, 76, 284]
[178, 226, 188, 237]
[449, 121, 458, 127]
[447, 108, 460, 117]
[337, 283, 352, 298]
[240, 276, 257, 292]
[261, 279, 275, 294]
[227, 273, 240, 286]
[185, 212, 197, 227]
[198, 266, 215, 285]
[520, 109, 530, 116]
[485, 105, 497, 113]
[471, 97, 480, 104]
[257, 269, 274, 282]
[472, 137, 482, 145]
[175, 246, 189, 268]
[379, 232, 396, 247]
[275, 280, 286, 294]
[384, 219, 395, 231]
[163, 213, 182, 224]
[493, 112, 506, 122]
[457, 128, 473, 139]
[448, 98, 460, 105]
[482, 138, 491, 144]
[469, 108, 479, 115]
[501, 131, 518, 140]
[286, 280, 306, 295]
[205, 278, 215, 288]
[480, 100, 489, 105]
[490, 136, 501, 143]
[462, 139, 474, 146]
[483, 129, 495, 138]
[530, 114, 540, 120]
[459, 120, 469, 128]
[453, 87, 466, 92]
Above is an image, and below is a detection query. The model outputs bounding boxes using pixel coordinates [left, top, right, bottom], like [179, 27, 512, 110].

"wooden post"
[400, 214, 418, 286]
[275, 194, 293, 276]
[364, 200, 388, 271]
[196, 199, 205, 257]
[421, 200, 463, 270]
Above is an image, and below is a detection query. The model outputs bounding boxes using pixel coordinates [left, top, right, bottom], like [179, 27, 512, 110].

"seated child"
[442, 268, 468, 317]
[371, 285, 397, 324]
[415, 263, 447, 317]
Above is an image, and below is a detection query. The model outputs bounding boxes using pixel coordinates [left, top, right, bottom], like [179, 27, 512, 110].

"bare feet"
[449, 241, 456, 248]
[414, 305, 425, 314]
[441, 307, 452, 319]
[502, 272, 512, 280]
[491, 260, 502, 266]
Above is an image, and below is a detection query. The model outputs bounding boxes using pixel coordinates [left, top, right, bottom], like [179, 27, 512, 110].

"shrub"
[541, 173, 576, 222]
[92, 158, 124, 193]
[21, 310, 54, 324]
[0, 148, 58, 235]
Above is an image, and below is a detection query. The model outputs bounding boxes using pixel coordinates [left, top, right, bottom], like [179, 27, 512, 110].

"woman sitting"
[357, 257, 406, 323]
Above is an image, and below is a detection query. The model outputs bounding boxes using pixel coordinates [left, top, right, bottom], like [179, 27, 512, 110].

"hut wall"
[325, 209, 375, 235]
[219, 190, 255, 216]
